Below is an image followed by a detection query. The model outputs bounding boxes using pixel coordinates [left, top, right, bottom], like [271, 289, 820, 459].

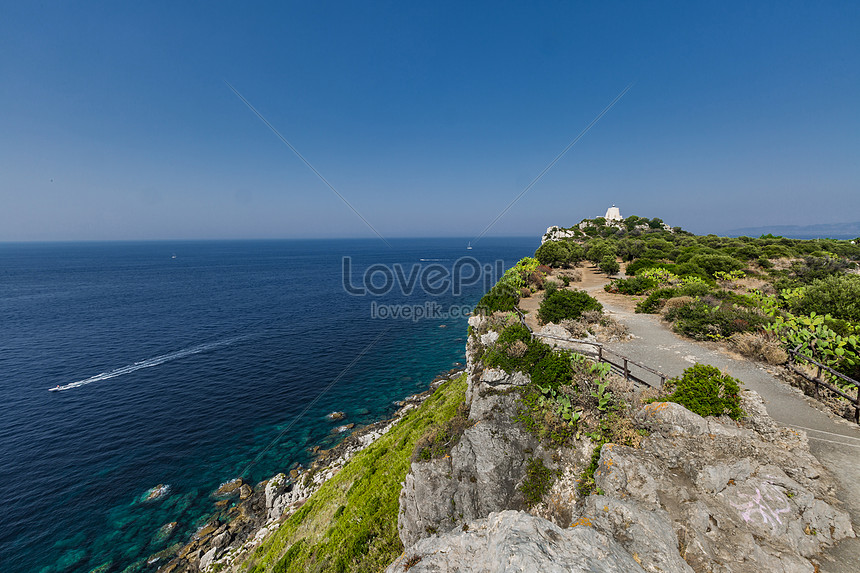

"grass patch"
[241, 373, 468, 573]
[519, 458, 557, 508]
[576, 443, 604, 497]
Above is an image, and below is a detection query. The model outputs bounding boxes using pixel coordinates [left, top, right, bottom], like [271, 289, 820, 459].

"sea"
[0, 237, 538, 573]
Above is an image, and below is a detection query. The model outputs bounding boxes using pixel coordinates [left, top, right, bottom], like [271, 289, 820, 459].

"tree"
[586, 240, 614, 265]
[534, 241, 571, 267]
[566, 242, 585, 266]
[599, 255, 620, 276]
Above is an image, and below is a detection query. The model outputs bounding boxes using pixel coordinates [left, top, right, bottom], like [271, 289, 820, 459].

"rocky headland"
[385, 313, 855, 573]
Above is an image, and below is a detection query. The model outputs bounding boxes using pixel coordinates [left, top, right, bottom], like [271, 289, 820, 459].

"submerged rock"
[214, 478, 243, 497]
[141, 483, 170, 503]
[152, 521, 177, 543]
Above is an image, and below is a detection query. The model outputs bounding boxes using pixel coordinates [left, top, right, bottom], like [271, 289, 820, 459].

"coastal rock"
[398, 369, 541, 547]
[198, 546, 218, 571]
[214, 478, 243, 497]
[578, 496, 694, 573]
[596, 394, 854, 571]
[326, 411, 346, 422]
[387, 510, 648, 573]
[333, 423, 355, 433]
[239, 484, 253, 500]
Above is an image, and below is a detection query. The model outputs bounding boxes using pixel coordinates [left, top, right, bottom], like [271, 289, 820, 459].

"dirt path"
[572, 265, 860, 570]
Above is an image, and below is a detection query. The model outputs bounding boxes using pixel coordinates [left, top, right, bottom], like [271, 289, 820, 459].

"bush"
[483, 324, 574, 389]
[475, 283, 518, 314]
[690, 254, 745, 277]
[635, 288, 677, 314]
[538, 290, 602, 324]
[654, 363, 744, 419]
[607, 275, 657, 295]
[625, 258, 658, 276]
[664, 299, 771, 340]
[531, 351, 574, 389]
[791, 274, 860, 322]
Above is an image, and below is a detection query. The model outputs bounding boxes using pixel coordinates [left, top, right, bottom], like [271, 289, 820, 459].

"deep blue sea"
[0, 237, 537, 573]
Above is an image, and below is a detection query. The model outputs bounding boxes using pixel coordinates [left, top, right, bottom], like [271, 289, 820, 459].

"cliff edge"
[387, 312, 854, 573]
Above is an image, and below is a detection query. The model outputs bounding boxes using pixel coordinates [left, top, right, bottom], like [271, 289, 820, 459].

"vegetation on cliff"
[241, 373, 467, 573]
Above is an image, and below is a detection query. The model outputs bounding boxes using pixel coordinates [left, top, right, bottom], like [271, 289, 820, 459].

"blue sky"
[2, 1, 858, 241]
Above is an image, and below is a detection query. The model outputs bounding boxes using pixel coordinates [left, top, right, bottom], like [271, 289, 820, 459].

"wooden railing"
[787, 345, 860, 423]
[512, 308, 667, 389]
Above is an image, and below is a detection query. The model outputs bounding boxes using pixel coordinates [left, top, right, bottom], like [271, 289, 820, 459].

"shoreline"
[158, 366, 466, 572]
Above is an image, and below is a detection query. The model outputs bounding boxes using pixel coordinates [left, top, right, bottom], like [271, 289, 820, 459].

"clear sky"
[2, 1, 858, 241]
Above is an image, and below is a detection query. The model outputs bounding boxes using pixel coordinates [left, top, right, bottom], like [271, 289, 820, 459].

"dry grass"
[661, 296, 694, 317]
[559, 313, 629, 342]
[558, 319, 589, 339]
[729, 332, 788, 365]
[556, 269, 582, 283]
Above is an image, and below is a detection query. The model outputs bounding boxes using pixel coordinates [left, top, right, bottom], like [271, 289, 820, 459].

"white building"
[604, 205, 622, 222]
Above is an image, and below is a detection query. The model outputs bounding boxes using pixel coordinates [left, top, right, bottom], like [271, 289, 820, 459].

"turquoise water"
[0, 237, 537, 572]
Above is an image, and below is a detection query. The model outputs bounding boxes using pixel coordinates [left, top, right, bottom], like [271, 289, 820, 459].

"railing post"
[598, 346, 603, 362]
[856, 387, 860, 424]
[815, 364, 822, 399]
[623, 358, 629, 381]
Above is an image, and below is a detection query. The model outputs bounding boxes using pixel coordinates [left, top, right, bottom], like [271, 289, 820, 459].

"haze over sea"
[0, 237, 537, 573]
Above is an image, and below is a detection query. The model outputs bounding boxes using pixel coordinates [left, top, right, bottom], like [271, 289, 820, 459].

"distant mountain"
[725, 221, 860, 240]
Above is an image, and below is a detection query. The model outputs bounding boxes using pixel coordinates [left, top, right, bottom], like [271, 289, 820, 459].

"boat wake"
[49, 335, 247, 392]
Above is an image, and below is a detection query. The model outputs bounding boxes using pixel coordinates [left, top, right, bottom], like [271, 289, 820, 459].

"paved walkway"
[576, 268, 860, 570]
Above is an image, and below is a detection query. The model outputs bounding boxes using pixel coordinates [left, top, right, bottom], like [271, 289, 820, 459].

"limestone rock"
[198, 546, 218, 571]
[387, 510, 648, 573]
[398, 371, 540, 547]
[579, 496, 694, 573]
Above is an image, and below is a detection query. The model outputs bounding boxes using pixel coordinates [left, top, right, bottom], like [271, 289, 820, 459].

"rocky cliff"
[387, 313, 855, 573]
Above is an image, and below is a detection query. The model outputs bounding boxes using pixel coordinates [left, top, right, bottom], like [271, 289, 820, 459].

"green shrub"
[791, 274, 860, 322]
[607, 275, 657, 295]
[531, 351, 574, 389]
[675, 262, 709, 280]
[664, 298, 771, 340]
[519, 458, 556, 508]
[676, 281, 712, 297]
[791, 256, 851, 284]
[625, 258, 658, 276]
[475, 283, 518, 314]
[690, 254, 745, 277]
[538, 290, 602, 324]
[654, 364, 744, 420]
[635, 288, 677, 313]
